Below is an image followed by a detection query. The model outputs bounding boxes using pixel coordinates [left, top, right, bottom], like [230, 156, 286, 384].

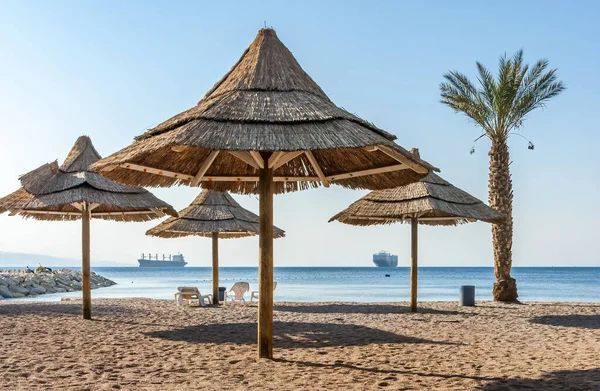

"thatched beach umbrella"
[0, 136, 177, 319]
[330, 149, 504, 312]
[90, 28, 438, 358]
[147, 189, 285, 304]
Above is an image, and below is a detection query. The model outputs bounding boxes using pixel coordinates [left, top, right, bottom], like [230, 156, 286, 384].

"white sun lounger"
[225, 282, 250, 306]
[250, 281, 277, 303]
[174, 287, 212, 307]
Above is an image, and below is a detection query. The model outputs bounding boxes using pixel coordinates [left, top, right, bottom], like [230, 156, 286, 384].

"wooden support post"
[267, 152, 285, 168]
[191, 150, 219, 186]
[249, 151, 265, 169]
[304, 151, 330, 187]
[258, 152, 274, 359]
[410, 216, 418, 313]
[229, 151, 260, 169]
[82, 202, 92, 320]
[377, 145, 429, 174]
[270, 151, 304, 170]
[212, 232, 219, 306]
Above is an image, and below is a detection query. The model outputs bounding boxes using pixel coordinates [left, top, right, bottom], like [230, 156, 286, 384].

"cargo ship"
[138, 253, 187, 267]
[373, 251, 398, 267]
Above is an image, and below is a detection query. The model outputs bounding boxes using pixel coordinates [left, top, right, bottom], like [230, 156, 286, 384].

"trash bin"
[459, 285, 475, 306]
[218, 287, 226, 302]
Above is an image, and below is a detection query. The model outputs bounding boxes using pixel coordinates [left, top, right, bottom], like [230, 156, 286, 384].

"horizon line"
[1, 265, 598, 268]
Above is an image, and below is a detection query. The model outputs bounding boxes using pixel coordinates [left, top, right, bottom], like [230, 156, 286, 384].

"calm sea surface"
[6, 267, 600, 303]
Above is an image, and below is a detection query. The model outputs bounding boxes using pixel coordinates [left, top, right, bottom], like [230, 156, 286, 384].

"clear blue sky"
[0, 1, 598, 267]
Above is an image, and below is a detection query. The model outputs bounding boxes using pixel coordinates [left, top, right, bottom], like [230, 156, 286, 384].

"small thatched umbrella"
[91, 28, 438, 358]
[329, 149, 504, 312]
[0, 136, 177, 319]
[146, 189, 285, 304]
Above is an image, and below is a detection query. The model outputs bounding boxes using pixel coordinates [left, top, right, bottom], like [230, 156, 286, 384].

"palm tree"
[440, 50, 565, 301]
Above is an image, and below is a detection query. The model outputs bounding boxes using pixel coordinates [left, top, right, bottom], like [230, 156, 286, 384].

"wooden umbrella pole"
[410, 216, 418, 313]
[82, 202, 92, 320]
[258, 152, 274, 359]
[212, 232, 219, 305]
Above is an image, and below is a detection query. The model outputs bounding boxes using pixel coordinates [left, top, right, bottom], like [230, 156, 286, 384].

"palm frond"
[440, 71, 492, 132]
[509, 64, 566, 129]
[476, 62, 498, 134]
[496, 52, 523, 136]
[440, 50, 565, 144]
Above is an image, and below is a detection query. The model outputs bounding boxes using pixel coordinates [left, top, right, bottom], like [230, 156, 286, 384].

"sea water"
[7, 267, 600, 303]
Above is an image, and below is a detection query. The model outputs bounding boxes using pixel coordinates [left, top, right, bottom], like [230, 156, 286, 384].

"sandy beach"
[0, 299, 598, 390]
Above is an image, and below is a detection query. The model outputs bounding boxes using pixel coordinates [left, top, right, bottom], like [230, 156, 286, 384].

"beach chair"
[250, 281, 277, 303]
[225, 282, 250, 306]
[174, 287, 212, 307]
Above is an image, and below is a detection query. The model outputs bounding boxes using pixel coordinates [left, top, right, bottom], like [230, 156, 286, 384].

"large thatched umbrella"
[91, 28, 438, 358]
[146, 189, 285, 304]
[329, 149, 504, 312]
[0, 136, 177, 319]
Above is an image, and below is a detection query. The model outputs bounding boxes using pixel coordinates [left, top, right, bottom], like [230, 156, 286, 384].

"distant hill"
[0, 251, 123, 267]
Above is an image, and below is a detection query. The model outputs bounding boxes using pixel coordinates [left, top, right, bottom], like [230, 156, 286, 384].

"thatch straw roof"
[0, 136, 177, 221]
[329, 150, 504, 226]
[146, 190, 285, 239]
[91, 28, 438, 194]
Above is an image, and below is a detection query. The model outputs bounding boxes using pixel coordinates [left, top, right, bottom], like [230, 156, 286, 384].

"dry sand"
[0, 299, 599, 390]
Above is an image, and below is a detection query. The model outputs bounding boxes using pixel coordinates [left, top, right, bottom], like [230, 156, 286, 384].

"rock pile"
[0, 269, 116, 299]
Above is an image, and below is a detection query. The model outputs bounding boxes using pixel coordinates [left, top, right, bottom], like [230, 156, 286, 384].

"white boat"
[138, 253, 187, 267]
[373, 251, 398, 267]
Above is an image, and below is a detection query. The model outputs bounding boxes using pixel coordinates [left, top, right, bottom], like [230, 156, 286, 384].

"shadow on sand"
[529, 314, 600, 329]
[268, 362, 600, 387]
[273, 357, 501, 383]
[145, 321, 462, 348]
[274, 303, 464, 315]
[0, 302, 137, 318]
[478, 368, 600, 390]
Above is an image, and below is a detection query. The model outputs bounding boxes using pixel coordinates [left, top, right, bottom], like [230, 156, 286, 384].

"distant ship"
[373, 251, 398, 267]
[138, 253, 187, 267]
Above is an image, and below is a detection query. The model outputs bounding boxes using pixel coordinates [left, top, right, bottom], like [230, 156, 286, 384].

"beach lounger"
[225, 282, 250, 306]
[174, 287, 212, 307]
[250, 281, 277, 303]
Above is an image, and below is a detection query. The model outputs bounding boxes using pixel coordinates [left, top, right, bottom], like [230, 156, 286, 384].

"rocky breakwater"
[0, 269, 116, 299]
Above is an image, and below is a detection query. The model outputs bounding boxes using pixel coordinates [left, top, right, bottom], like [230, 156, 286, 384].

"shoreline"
[4, 296, 600, 305]
[1, 299, 599, 390]
[73, 299, 600, 308]
[3, 266, 598, 303]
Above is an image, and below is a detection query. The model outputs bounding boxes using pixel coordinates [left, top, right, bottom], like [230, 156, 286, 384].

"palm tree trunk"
[489, 139, 518, 301]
